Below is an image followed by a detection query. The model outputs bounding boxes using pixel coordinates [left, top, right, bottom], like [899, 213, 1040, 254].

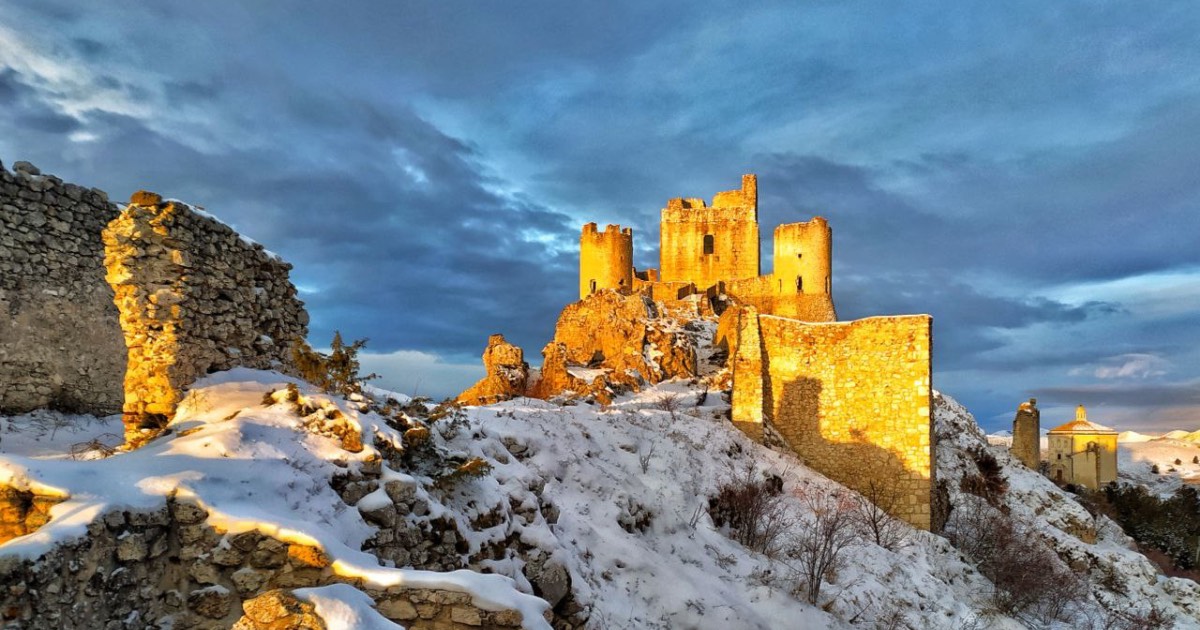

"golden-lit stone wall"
[103, 192, 307, 435]
[732, 313, 936, 530]
[659, 174, 760, 289]
[579, 223, 633, 299]
[0, 159, 126, 415]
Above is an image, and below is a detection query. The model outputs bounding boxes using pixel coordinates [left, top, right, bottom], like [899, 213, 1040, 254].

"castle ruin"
[575, 174, 939, 530]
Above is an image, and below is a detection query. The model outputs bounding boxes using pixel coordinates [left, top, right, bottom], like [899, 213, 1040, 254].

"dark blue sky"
[2, 1, 1198, 432]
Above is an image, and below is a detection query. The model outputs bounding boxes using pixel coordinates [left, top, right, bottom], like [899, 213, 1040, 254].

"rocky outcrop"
[456, 334, 529, 406]
[103, 191, 308, 438]
[0, 159, 125, 415]
[458, 291, 702, 406]
[526, 342, 622, 404]
[528, 290, 697, 402]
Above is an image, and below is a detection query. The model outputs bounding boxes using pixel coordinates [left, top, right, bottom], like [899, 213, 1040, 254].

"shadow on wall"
[771, 377, 937, 531]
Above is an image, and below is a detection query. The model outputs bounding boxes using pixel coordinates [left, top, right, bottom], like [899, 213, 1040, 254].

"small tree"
[851, 479, 910, 551]
[786, 487, 859, 605]
[292, 332, 379, 398]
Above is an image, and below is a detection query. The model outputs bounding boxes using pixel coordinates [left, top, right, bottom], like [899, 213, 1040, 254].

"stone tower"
[579, 223, 633, 300]
[1011, 398, 1040, 469]
[659, 174, 760, 290]
[773, 217, 832, 298]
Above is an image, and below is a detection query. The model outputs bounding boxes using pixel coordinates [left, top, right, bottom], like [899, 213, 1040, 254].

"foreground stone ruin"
[103, 191, 308, 438]
[0, 160, 125, 415]
[0, 493, 533, 629]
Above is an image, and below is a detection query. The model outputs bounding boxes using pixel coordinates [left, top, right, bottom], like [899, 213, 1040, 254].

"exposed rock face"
[456, 334, 529, 405]
[103, 192, 308, 438]
[0, 159, 126, 415]
[526, 342, 619, 404]
[533, 290, 697, 400]
[458, 291, 701, 405]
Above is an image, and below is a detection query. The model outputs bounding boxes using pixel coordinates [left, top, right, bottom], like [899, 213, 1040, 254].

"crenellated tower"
[579, 223, 633, 300]
[773, 217, 832, 298]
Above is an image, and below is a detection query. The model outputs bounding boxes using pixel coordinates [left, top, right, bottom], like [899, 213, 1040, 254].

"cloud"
[1032, 380, 1200, 410]
[1070, 353, 1171, 380]
[358, 349, 483, 401]
[3, 0, 1200, 435]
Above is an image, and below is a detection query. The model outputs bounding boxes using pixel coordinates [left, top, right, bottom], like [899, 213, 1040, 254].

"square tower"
[659, 174, 760, 290]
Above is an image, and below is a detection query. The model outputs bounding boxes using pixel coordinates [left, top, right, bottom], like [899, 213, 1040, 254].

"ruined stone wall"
[732, 313, 936, 530]
[1011, 399, 1041, 469]
[659, 175, 760, 289]
[0, 160, 126, 415]
[103, 192, 307, 429]
[0, 497, 534, 630]
[579, 223, 633, 299]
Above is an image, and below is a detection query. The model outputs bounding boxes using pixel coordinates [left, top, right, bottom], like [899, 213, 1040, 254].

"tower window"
[796, 276, 803, 293]
[703, 234, 714, 255]
[589, 280, 597, 294]
[797, 252, 803, 259]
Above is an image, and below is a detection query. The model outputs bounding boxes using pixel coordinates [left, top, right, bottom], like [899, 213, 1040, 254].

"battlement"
[583, 223, 633, 238]
[662, 174, 758, 222]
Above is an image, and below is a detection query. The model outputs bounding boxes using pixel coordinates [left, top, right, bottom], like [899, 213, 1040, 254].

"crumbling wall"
[0, 160, 125, 415]
[732, 313, 937, 530]
[103, 191, 307, 433]
[1011, 398, 1040, 469]
[0, 498, 536, 630]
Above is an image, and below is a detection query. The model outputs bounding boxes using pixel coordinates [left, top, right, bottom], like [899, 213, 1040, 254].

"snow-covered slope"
[941, 394, 1200, 628]
[1, 370, 1197, 629]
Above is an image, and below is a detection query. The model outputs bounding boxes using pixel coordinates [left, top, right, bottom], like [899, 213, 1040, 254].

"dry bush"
[851, 478, 911, 551]
[947, 497, 1086, 624]
[960, 446, 1009, 507]
[708, 467, 790, 556]
[785, 487, 859, 605]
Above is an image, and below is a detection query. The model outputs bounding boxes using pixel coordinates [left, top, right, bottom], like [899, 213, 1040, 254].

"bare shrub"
[654, 392, 682, 421]
[708, 467, 790, 556]
[947, 497, 1086, 624]
[960, 446, 1009, 507]
[851, 478, 911, 551]
[638, 439, 656, 474]
[1089, 605, 1172, 630]
[785, 487, 859, 605]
